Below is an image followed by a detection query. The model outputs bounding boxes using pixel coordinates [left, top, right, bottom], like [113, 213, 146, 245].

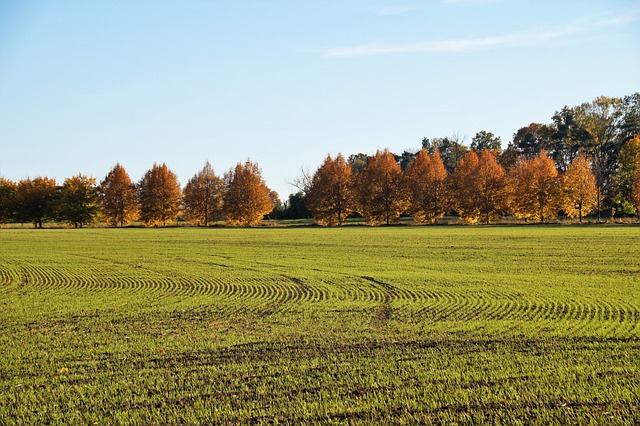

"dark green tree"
[347, 153, 370, 174]
[0, 178, 17, 223]
[15, 177, 58, 228]
[574, 96, 624, 219]
[57, 174, 100, 228]
[551, 106, 589, 173]
[512, 123, 555, 159]
[424, 135, 468, 175]
[470, 131, 502, 152]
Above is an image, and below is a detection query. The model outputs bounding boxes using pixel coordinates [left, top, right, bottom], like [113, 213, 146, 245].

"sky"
[1, 0, 639, 200]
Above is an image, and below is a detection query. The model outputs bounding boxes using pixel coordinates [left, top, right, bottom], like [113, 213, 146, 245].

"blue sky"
[1, 0, 639, 199]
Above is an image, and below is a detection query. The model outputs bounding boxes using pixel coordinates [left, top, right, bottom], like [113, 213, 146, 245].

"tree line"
[0, 161, 275, 228]
[0, 93, 639, 227]
[298, 93, 640, 225]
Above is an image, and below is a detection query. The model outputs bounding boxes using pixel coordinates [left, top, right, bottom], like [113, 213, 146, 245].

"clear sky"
[1, 0, 639, 199]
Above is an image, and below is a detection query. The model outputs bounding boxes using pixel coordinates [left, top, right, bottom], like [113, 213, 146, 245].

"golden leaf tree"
[15, 177, 58, 228]
[508, 151, 561, 222]
[137, 163, 182, 227]
[561, 154, 597, 222]
[223, 160, 274, 226]
[100, 163, 139, 227]
[306, 153, 354, 225]
[57, 174, 100, 228]
[183, 161, 224, 226]
[356, 149, 409, 225]
[406, 149, 448, 223]
[451, 150, 507, 224]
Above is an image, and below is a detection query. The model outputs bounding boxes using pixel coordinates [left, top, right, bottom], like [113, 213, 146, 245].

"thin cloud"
[323, 9, 638, 58]
[324, 28, 575, 57]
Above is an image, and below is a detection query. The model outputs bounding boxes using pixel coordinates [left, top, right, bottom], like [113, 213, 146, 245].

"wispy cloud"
[324, 28, 574, 57]
[324, 8, 639, 58]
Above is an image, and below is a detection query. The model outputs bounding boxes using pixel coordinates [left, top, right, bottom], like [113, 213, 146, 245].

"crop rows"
[1, 226, 639, 424]
[2, 249, 638, 337]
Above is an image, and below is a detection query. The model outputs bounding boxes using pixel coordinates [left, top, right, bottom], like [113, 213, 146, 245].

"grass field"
[1, 226, 639, 424]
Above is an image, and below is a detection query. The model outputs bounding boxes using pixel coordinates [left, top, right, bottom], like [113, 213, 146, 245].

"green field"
[1, 226, 639, 424]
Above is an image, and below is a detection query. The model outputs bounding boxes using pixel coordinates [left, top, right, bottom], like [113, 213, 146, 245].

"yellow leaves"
[561, 154, 597, 221]
[508, 151, 561, 222]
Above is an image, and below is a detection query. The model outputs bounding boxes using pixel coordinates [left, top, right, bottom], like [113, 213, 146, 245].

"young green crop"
[1, 226, 639, 424]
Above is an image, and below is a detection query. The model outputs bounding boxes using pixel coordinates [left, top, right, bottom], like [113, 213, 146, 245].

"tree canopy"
[138, 163, 182, 227]
[183, 161, 224, 226]
[1, 92, 638, 227]
[306, 154, 354, 226]
[356, 149, 409, 225]
[223, 160, 274, 226]
[100, 163, 138, 227]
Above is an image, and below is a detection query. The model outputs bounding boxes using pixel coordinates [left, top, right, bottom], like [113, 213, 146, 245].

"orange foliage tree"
[508, 151, 561, 222]
[138, 163, 182, 227]
[356, 149, 409, 225]
[183, 161, 224, 226]
[451, 150, 508, 224]
[223, 160, 274, 226]
[561, 154, 597, 222]
[58, 174, 100, 228]
[406, 149, 448, 223]
[100, 163, 139, 227]
[306, 153, 354, 225]
[15, 177, 58, 228]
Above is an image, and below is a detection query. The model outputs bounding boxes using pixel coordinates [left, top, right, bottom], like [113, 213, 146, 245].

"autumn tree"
[100, 163, 139, 227]
[15, 177, 58, 228]
[138, 163, 182, 227]
[406, 149, 448, 223]
[356, 149, 409, 225]
[183, 161, 224, 226]
[508, 151, 561, 222]
[223, 160, 274, 226]
[451, 150, 507, 224]
[614, 135, 640, 214]
[306, 153, 354, 225]
[0, 178, 17, 223]
[57, 174, 100, 228]
[561, 154, 598, 222]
